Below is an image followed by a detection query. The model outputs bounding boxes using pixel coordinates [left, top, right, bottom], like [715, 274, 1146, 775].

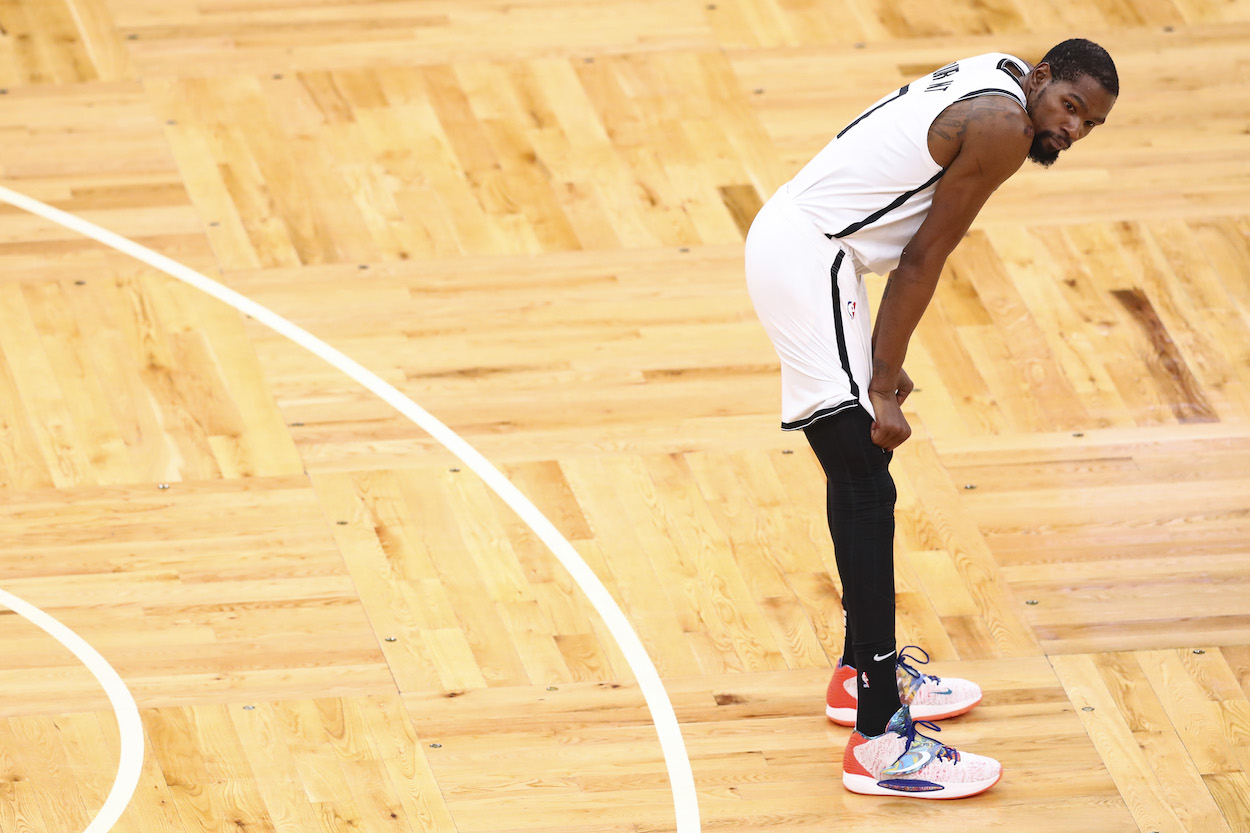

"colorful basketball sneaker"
[825, 645, 983, 726]
[842, 705, 1002, 798]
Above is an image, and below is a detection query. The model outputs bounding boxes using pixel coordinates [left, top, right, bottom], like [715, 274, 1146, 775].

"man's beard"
[1028, 133, 1061, 167]
[1025, 92, 1062, 167]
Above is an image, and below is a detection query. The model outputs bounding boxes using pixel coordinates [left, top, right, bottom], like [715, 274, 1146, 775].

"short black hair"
[1041, 39, 1119, 97]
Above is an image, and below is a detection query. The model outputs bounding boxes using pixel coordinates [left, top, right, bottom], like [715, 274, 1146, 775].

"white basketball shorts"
[745, 183, 875, 431]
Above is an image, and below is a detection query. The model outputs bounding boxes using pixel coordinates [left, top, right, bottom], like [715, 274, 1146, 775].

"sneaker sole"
[842, 768, 1002, 799]
[825, 704, 856, 726]
[825, 694, 982, 727]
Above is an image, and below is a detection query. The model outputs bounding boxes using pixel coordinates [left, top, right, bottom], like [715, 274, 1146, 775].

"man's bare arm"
[867, 96, 1034, 449]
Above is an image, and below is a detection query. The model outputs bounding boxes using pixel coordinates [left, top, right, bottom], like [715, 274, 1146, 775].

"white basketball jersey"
[785, 53, 1030, 276]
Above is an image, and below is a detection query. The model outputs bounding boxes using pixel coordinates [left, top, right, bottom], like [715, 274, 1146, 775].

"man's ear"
[1025, 61, 1051, 97]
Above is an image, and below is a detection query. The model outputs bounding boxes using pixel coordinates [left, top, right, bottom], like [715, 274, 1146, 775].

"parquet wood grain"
[0, 0, 1247, 831]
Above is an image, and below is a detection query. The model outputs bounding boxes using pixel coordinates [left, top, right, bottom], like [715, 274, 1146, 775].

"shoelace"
[903, 717, 961, 764]
[897, 644, 942, 689]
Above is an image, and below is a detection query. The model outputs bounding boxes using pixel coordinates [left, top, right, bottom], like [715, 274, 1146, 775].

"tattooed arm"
[867, 95, 1033, 450]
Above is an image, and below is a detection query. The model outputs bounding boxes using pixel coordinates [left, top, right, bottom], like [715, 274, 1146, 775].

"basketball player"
[745, 40, 1118, 798]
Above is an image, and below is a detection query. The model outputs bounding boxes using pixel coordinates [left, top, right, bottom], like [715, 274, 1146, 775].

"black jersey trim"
[782, 400, 862, 432]
[827, 168, 946, 240]
[837, 84, 910, 139]
[997, 57, 1027, 86]
[828, 250, 860, 400]
[954, 86, 1026, 107]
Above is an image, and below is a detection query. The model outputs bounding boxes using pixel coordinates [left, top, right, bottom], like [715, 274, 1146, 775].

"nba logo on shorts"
[846, 300, 857, 319]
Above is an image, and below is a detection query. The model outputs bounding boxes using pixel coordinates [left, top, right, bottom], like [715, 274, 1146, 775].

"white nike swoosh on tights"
[873, 651, 896, 662]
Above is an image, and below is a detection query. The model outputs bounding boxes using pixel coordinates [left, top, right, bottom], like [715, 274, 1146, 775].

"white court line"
[0, 185, 702, 833]
[0, 588, 144, 833]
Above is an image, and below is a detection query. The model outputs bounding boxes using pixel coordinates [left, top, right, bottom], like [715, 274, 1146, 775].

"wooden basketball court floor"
[0, 1, 1247, 831]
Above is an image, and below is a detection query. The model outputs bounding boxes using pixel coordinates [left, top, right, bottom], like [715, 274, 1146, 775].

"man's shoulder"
[962, 96, 1033, 148]
[932, 94, 1031, 144]
[958, 96, 1033, 178]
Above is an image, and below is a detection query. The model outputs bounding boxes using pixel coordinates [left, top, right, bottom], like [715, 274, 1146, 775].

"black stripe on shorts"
[827, 250, 860, 403]
[778, 251, 865, 432]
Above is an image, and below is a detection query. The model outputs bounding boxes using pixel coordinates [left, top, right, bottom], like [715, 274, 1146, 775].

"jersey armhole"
[997, 57, 1028, 86]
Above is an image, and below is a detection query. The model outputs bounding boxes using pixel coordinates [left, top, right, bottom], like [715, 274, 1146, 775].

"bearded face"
[1023, 72, 1116, 167]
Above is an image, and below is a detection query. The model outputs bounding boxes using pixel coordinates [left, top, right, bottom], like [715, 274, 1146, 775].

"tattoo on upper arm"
[929, 97, 1025, 145]
[929, 111, 968, 143]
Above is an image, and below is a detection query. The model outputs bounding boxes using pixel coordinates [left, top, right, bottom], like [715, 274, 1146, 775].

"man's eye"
[1064, 102, 1075, 111]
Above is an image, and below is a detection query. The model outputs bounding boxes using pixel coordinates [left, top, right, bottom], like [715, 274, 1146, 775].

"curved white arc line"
[0, 185, 701, 832]
[0, 588, 144, 833]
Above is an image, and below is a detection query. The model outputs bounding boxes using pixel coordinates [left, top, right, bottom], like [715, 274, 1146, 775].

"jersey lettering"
[925, 62, 960, 92]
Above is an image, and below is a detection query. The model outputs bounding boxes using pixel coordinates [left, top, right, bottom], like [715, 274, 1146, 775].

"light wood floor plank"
[1, 0, 1248, 830]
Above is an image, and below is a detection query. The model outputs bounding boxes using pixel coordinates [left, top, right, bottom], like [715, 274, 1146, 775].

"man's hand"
[868, 370, 913, 450]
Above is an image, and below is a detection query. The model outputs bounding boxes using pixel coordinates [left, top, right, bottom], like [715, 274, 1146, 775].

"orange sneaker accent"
[841, 732, 874, 779]
[825, 663, 858, 726]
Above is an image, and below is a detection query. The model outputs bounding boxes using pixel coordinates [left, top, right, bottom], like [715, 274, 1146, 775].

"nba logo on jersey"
[846, 300, 857, 319]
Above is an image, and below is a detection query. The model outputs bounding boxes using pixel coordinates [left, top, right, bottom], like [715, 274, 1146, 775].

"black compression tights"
[803, 407, 902, 735]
